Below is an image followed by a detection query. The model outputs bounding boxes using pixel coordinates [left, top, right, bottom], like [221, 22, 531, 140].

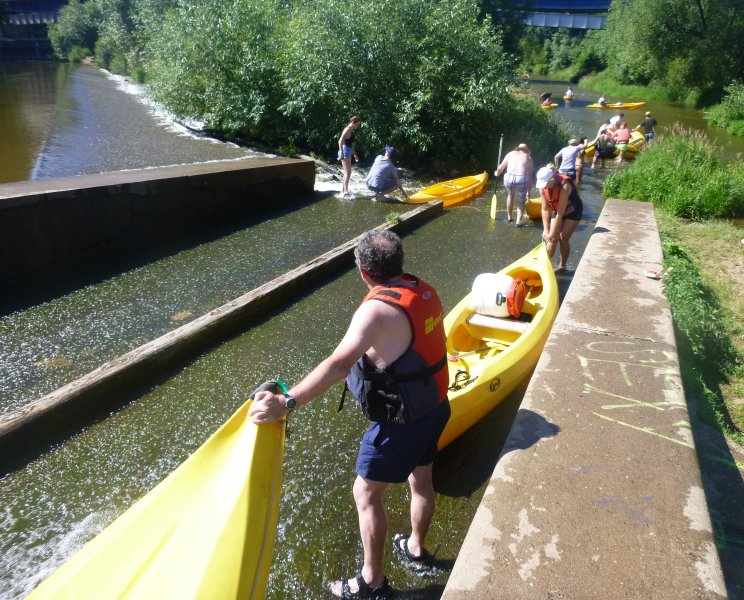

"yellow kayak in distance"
[541, 102, 559, 109]
[406, 171, 488, 207]
[586, 101, 646, 110]
[439, 243, 559, 449]
[27, 388, 286, 600]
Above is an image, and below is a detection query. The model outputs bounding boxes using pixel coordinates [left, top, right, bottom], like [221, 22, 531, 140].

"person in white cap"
[535, 165, 583, 274]
[553, 138, 585, 183]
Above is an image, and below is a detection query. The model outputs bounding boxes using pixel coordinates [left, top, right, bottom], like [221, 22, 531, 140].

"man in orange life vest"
[249, 230, 450, 599]
[535, 165, 584, 274]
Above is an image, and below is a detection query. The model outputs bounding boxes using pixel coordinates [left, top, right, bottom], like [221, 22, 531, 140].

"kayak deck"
[439, 244, 559, 449]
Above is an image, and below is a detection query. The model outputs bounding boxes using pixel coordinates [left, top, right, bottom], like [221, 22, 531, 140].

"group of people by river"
[251, 99, 662, 599]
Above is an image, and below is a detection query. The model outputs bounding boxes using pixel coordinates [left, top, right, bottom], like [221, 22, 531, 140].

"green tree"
[278, 0, 520, 165]
[145, 0, 282, 136]
[48, 0, 102, 60]
[603, 0, 744, 102]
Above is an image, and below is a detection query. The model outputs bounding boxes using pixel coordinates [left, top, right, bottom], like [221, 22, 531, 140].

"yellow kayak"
[439, 244, 558, 449]
[586, 101, 646, 110]
[541, 103, 559, 109]
[27, 385, 286, 600]
[584, 130, 647, 160]
[526, 196, 542, 220]
[406, 172, 488, 207]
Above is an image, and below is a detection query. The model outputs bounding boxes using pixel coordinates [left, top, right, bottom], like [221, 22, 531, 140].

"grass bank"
[603, 129, 744, 448]
[578, 71, 673, 103]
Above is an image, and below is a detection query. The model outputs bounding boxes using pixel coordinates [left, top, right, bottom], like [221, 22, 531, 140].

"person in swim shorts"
[535, 165, 583, 273]
[494, 143, 534, 224]
[612, 122, 631, 163]
[249, 230, 450, 599]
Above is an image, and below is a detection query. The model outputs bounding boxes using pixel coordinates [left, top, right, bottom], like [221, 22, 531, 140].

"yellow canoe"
[439, 244, 559, 449]
[586, 101, 646, 110]
[584, 130, 647, 160]
[406, 172, 488, 207]
[526, 196, 542, 220]
[27, 390, 286, 599]
[542, 103, 559, 109]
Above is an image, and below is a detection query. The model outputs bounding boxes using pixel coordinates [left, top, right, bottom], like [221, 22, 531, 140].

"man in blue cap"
[365, 146, 409, 201]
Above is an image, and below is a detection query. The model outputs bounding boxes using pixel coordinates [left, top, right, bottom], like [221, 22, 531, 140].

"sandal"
[392, 533, 433, 572]
[332, 573, 393, 599]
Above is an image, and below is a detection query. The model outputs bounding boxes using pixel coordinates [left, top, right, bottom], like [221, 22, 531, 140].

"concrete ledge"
[0, 202, 442, 468]
[442, 200, 726, 598]
[0, 158, 315, 283]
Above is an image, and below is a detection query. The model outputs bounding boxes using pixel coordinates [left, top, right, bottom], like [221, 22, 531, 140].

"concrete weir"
[442, 200, 727, 598]
[0, 158, 315, 284]
[0, 201, 443, 466]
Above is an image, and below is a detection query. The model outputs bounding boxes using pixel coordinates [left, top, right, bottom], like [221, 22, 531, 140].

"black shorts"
[564, 199, 583, 221]
[356, 400, 451, 483]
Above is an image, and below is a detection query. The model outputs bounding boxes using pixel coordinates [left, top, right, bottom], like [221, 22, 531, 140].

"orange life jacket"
[541, 173, 580, 213]
[345, 275, 449, 424]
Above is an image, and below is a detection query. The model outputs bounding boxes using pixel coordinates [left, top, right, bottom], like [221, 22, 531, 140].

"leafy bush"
[145, 0, 282, 137]
[144, 0, 568, 167]
[48, 0, 101, 60]
[67, 46, 91, 64]
[705, 81, 744, 135]
[603, 125, 744, 219]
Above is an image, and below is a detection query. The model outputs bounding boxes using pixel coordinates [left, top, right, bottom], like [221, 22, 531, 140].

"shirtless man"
[494, 143, 534, 224]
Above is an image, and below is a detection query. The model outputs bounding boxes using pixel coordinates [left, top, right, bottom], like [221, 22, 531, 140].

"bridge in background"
[506, 0, 612, 30]
[0, 0, 66, 60]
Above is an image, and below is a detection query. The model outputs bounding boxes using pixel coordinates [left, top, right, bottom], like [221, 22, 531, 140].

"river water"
[0, 64, 736, 598]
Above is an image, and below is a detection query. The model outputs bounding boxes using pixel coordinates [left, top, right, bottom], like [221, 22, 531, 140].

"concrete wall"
[442, 200, 727, 598]
[0, 158, 315, 283]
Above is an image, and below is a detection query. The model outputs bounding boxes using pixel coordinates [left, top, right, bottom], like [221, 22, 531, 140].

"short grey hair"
[354, 230, 404, 281]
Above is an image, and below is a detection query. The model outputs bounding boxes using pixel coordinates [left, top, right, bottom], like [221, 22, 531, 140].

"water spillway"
[0, 158, 315, 284]
[0, 183, 607, 598]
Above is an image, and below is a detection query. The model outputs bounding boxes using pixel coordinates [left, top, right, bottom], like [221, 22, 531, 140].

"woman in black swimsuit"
[535, 165, 583, 273]
[338, 115, 361, 198]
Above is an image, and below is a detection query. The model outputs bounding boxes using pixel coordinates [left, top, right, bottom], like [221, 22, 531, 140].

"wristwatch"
[283, 394, 297, 412]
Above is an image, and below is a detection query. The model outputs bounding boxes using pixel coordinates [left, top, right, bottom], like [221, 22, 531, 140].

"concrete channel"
[441, 199, 728, 599]
[0, 158, 315, 284]
[0, 200, 443, 467]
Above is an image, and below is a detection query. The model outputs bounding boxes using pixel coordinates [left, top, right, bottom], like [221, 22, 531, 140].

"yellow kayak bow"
[28, 383, 286, 600]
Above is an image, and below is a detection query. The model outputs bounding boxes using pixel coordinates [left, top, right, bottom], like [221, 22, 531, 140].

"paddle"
[489, 134, 504, 220]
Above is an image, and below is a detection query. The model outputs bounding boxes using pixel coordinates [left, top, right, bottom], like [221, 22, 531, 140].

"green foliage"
[145, 0, 282, 137]
[706, 81, 744, 136]
[48, 1, 102, 60]
[277, 0, 521, 166]
[660, 234, 743, 443]
[67, 46, 92, 63]
[603, 126, 744, 219]
[601, 0, 744, 103]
